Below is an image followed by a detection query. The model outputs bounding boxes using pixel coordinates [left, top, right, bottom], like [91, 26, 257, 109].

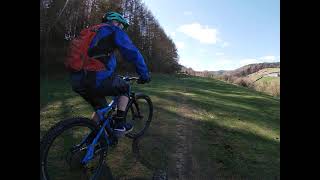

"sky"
[141, 0, 280, 71]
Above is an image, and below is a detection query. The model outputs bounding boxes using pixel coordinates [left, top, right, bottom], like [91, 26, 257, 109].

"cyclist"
[70, 11, 151, 135]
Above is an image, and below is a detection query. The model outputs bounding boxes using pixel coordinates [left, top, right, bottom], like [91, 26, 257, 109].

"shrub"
[269, 81, 280, 96]
[233, 77, 252, 87]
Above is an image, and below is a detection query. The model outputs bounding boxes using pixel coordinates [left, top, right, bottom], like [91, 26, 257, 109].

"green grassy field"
[40, 73, 280, 179]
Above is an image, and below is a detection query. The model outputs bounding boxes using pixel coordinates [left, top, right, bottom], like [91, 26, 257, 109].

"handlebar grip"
[129, 77, 139, 80]
[120, 75, 139, 81]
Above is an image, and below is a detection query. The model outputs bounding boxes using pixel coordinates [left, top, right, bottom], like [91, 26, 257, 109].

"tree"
[40, 0, 181, 75]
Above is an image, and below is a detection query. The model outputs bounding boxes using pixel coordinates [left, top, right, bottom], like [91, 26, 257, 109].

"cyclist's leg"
[98, 74, 130, 107]
[70, 71, 107, 123]
[98, 75, 132, 132]
[73, 89, 106, 123]
[118, 95, 129, 111]
[109, 76, 129, 116]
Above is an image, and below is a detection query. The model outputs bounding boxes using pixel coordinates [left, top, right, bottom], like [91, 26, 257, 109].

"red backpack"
[65, 24, 113, 72]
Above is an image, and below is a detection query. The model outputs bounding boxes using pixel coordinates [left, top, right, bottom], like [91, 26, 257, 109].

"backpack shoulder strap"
[87, 23, 117, 60]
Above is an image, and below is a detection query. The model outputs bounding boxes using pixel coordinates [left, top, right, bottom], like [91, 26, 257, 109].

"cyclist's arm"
[113, 27, 150, 80]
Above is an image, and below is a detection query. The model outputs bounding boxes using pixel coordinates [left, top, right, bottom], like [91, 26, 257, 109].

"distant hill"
[180, 62, 280, 78]
[180, 66, 214, 77]
[179, 63, 280, 96]
[247, 67, 280, 96]
[224, 62, 280, 77]
[209, 70, 229, 76]
[247, 68, 280, 81]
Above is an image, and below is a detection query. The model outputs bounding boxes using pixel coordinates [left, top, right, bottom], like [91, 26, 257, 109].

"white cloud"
[177, 23, 219, 44]
[218, 59, 233, 64]
[214, 59, 233, 66]
[221, 42, 230, 48]
[179, 57, 200, 70]
[199, 49, 207, 53]
[239, 58, 260, 66]
[239, 55, 280, 67]
[215, 52, 224, 56]
[183, 11, 193, 16]
[179, 55, 236, 71]
[170, 32, 176, 38]
[176, 41, 185, 50]
[259, 55, 280, 62]
[206, 59, 237, 71]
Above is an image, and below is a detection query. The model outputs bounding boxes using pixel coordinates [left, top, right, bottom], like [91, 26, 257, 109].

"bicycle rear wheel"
[40, 117, 107, 180]
[125, 93, 153, 139]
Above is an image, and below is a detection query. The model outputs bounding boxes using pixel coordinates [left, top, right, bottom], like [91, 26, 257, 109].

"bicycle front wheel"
[40, 117, 107, 180]
[125, 93, 153, 139]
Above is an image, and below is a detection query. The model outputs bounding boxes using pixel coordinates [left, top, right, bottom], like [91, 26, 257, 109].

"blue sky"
[141, 0, 280, 71]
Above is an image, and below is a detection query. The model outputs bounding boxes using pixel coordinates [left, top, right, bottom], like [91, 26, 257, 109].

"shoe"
[113, 121, 133, 137]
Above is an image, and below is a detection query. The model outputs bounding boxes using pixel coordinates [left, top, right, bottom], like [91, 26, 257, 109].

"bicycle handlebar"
[119, 75, 140, 82]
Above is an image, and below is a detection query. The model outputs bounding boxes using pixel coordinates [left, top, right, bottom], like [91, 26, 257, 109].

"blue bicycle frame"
[81, 96, 118, 164]
[80, 76, 135, 165]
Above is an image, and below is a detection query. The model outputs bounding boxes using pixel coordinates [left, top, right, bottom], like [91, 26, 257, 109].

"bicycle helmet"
[102, 11, 129, 29]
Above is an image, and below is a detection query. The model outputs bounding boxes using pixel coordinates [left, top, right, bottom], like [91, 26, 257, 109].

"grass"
[40, 73, 280, 179]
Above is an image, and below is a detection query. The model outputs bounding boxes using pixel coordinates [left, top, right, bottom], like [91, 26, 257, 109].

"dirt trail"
[168, 96, 200, 179]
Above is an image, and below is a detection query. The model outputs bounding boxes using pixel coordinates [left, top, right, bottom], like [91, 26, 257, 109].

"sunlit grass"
[41, 73, 279, 178]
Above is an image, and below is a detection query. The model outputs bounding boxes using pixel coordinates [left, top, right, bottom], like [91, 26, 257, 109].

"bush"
[217, 74, 280, 97]
[216, 74, 280, 97]
[233, 77, 252, 87]
[269, 81, 280, 96]
[219, 75, 230, 81]
[254, 80, 280, 96]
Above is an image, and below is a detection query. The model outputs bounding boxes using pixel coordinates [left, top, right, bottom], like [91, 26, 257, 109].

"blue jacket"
[74, 24, 150, 88]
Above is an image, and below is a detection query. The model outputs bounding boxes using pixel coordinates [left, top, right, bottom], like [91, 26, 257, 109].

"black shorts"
[70, 71, 130, 110]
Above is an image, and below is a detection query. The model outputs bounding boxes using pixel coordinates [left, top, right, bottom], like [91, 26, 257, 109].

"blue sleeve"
[113, 27, 150, 79]
[89, 27, 113, 49]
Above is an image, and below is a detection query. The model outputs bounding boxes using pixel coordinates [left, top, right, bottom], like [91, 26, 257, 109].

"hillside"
[40, 74, 280, 179]
[247, 68, 280, 96]
[224, 62, 280, 77]
[248, 68, 280, 81]
[180, 62, 280, 78]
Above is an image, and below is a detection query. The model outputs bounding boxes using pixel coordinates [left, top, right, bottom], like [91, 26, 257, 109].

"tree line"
[40, 0, 181, 75]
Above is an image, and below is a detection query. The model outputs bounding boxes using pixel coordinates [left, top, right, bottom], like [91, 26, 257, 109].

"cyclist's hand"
[137, 76, 151, 84]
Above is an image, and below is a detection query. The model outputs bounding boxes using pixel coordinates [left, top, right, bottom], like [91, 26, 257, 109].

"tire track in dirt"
[169, 93, 200, 180]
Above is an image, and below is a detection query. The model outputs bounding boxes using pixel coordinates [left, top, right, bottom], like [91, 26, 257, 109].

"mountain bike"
[40, 76, 153, 180]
